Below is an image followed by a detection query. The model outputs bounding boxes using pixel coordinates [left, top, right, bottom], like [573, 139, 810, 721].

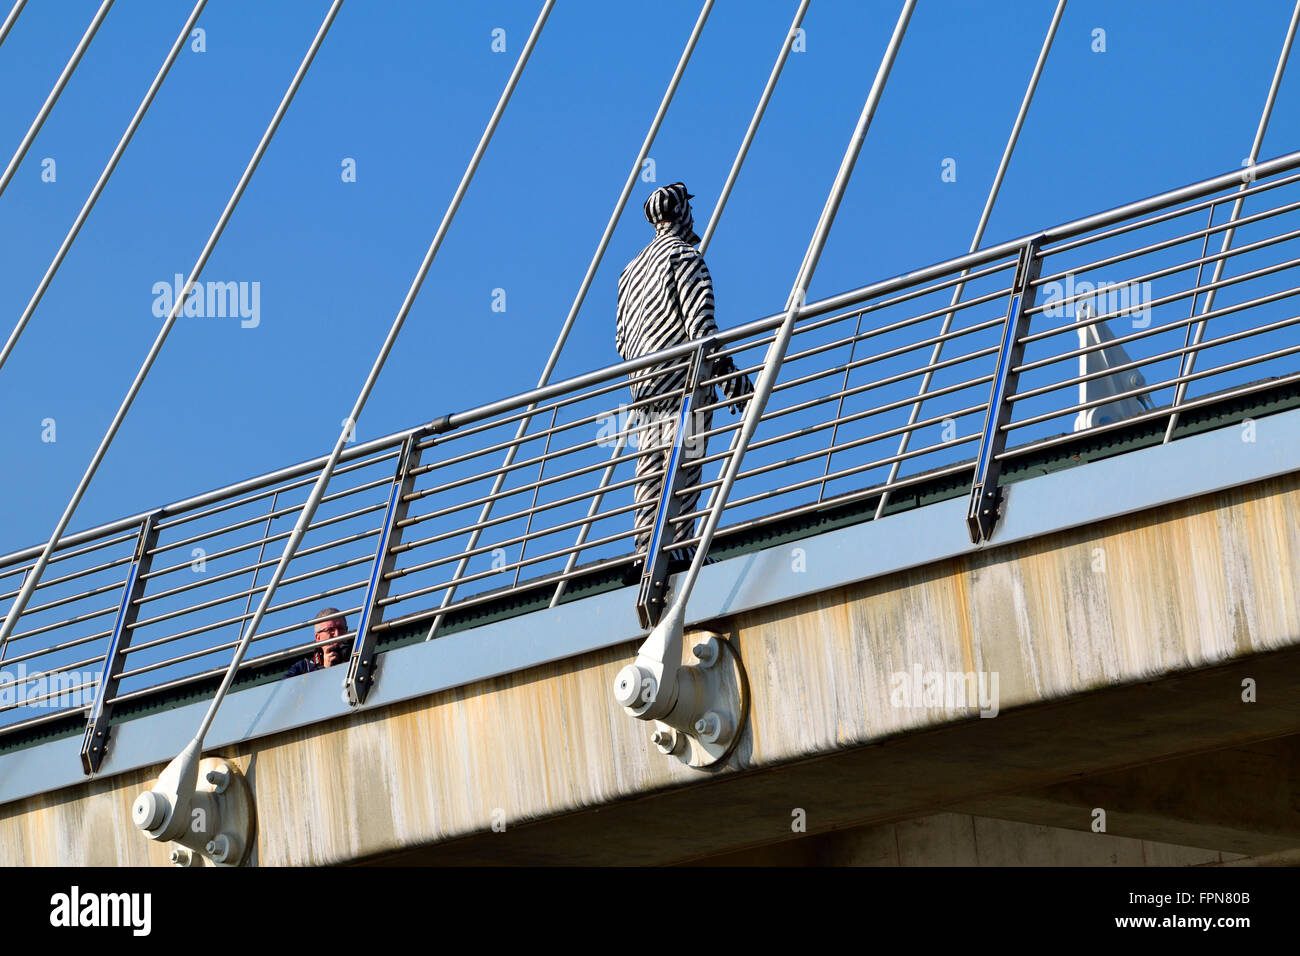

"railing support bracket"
[346, 433, 423, 706]
[636, 344, 714, 629]
[80, 510, 160, 775]
[966, 237, 1043, 544]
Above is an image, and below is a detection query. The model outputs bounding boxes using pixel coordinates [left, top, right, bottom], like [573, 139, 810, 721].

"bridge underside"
[362, 648, 1300, 866]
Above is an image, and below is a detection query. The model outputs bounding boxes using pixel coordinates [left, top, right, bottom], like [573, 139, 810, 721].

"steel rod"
[426, 0, 715, 639]
[151, 446, 396, 534]
[1164, 0, 1300, 441]
[0, 0, 27, 51]
[549, 431, 630, 607]
[4, 149, 1300, 578]
[697, 0, 810, 249]
[664, 0, 916, 623]
[1031, 189, 1300, 287]
[998, 369, 1300, 459]
[1007, 337, 1300, 432]
[674, 430, 981, 532]
[1008, 308, 1300, 405]
[0, 0, 345, 658]
[147, 476, 389, 557]
[875, 0, 1065, 518]
[1041, 168, 1300, 259]
[0, 0, 208, 372]
[1025, 222, 1300, 321]
[1014, 277, 1300, 377]
[192, 0, 554, 745]
[139, 525, 380, 602]
[1020, 249, 1300, 346]
[0, 0, 113, 201]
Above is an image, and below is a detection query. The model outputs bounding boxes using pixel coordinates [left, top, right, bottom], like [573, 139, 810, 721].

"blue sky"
[2, 0, 1299, 553]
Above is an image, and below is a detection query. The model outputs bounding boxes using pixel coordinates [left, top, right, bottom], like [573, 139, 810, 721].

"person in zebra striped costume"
[616, 182, 753, 567]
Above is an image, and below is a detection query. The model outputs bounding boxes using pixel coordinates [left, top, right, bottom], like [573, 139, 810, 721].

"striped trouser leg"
[631, 397, 714, 563]
[632, 397, 678, 556]
[669, 405, 712, 556]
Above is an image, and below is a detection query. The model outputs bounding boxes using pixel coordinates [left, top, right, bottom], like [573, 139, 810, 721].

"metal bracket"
[133, 745, 256, 867]
[615, 629, 748, 769]
[345, 434, 422, 706]
[966, 237, 1043, 544]
[80, 510, 161, 775]
[636, 344, 714, 629]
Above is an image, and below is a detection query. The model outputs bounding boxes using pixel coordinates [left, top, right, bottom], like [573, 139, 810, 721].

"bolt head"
[651, 727, 681, 755]
[205, 764, 231, 794]
[132, 790, 167, 832]
[692, 637, 720, 667]
[206, 834, 230, 864]
[695, 711, 726, 744]
[613, 664, 652, 709]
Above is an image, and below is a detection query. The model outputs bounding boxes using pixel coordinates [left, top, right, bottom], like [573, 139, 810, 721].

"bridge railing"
[3, 151, 1299, 750]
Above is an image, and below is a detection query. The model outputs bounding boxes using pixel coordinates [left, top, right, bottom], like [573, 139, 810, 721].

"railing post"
[513, 405, 561, 588]
[966, 237, 1043, 544]
[80, 510, 160, 774]
[817, 310, 865, 502]
[549, 428, 630, 609]
[636, 342, 714, 629]
[345, 434, 422, 706]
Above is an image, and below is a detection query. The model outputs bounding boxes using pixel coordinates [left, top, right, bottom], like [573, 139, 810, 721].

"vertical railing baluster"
[345, 434, 422, 704]
[966, 238, 1043, 543]
[549, 428, 630, 608]
[513, 406, 560, 588]
[0, 566, 28, 667]
[232, 489, 281, 645]
[636, 342, 713, 629]
[1166, 202, 1219, 430]
[79, 510, 160, 774]
[817, 310, 865, 502]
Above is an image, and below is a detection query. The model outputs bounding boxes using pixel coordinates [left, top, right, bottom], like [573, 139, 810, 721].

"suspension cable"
[190, 0, 555, 744]
[547, 0, 812, 609]
[0, 0, 345, 654]
[651, 0, 917, 644]
[425, 0, 717, 638]
[0, 0, 27, 52]
[0, 0, 209, 374]
[873, 0, 1066, 517]
[0, 0, 114, 201]
[1163, 0, 1300, 441]
[698, 0, 811, 251]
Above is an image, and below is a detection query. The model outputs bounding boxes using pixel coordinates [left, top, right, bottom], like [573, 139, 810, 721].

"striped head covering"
[643, 182, 699, 244]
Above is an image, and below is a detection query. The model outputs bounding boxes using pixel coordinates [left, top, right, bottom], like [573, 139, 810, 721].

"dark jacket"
[284, 655, 323, 679]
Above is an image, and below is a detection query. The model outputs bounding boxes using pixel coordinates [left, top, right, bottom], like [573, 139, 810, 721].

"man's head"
[313, 607, 350, 668]
[643, 182, 699, 243]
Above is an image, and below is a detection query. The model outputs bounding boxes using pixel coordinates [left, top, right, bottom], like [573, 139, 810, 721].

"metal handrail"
[4, 149, 1300, 739]
[5, 147, 1299, 573]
